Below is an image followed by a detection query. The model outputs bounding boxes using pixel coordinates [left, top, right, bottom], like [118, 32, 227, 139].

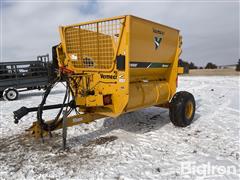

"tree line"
[179, 59, 240, 73]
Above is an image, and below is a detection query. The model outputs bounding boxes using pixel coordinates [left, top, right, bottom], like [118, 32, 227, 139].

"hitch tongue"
[13, 106, 31, 124]
[13, 102, 74, 124]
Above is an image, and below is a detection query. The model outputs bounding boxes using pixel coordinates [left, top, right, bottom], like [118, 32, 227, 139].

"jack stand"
[62, 110, 68, 150]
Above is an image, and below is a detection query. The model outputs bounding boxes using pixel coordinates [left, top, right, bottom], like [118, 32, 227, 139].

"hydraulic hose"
[37, 81, 69, 131]
[13, 76, 78, 132]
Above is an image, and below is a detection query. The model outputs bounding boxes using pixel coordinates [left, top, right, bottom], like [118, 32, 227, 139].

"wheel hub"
[185, 100, 193, 119]
[8, 90, 17, 99]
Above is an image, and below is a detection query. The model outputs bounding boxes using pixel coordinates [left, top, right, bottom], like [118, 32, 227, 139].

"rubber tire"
[3, 88, 19, 101]
[169, 91, 195, 127]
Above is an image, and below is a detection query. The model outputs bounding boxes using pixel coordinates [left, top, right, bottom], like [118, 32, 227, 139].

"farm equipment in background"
[13, 15, 195, 148]
[0, 55, 57, 100]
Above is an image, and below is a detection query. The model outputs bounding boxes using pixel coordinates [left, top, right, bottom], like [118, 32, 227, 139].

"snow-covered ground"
[0, 76, 239, 180]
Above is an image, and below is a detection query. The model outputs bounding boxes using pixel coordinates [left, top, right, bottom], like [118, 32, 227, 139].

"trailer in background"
[0, 55, 55, 100]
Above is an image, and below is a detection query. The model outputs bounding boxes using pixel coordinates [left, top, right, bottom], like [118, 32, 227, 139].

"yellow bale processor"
[14, 15, 195, 143]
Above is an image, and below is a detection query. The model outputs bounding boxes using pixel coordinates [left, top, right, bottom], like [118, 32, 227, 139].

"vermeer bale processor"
[14, 15, 196, 141]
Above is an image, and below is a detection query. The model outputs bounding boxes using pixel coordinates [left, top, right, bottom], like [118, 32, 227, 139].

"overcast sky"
[1, 1, 239, 66]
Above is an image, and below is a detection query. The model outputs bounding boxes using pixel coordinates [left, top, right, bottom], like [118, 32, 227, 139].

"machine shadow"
[68, 107, 171, 147]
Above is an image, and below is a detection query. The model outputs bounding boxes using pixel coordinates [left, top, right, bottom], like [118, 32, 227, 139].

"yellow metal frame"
[27, 113, 105, 138]
[166, 35, 183, 97]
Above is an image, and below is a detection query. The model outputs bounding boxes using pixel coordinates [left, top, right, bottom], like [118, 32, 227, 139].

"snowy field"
[0, 76, 239, 180]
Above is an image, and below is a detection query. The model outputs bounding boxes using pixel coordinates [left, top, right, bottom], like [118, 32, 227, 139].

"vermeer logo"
[153, 28, 164, 50]
[100, 74, 117, 79]
[154, 36, 162, 50]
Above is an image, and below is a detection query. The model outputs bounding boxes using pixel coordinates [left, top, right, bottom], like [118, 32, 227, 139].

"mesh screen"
[64, 18, 124, 70]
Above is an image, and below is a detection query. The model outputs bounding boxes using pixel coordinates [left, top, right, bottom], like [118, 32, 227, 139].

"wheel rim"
[8, 90, 17, 100]
[185, 100, 193, 119]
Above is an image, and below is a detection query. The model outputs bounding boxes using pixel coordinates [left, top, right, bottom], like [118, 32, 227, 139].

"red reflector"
[103, 95, 112, 105]
[176, 76, 178, 87]
[59, 66, 74, 74]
